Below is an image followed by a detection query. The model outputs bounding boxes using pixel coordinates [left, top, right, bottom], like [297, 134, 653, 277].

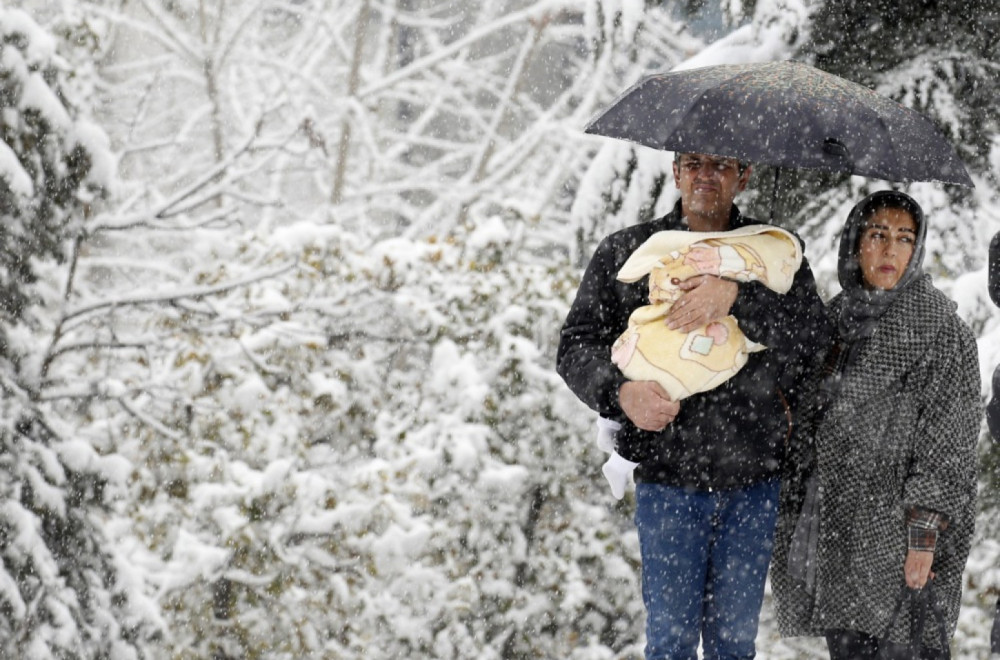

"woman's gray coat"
[772, 274, 981, 650]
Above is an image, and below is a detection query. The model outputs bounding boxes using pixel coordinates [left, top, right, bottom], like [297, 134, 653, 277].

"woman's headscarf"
[836, 190, 927, 344]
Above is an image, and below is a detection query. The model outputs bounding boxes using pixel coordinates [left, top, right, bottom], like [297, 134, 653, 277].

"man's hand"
[665, 275, 738, 333]
[619, 381, 680, 431]
[904, 549, 935, 589]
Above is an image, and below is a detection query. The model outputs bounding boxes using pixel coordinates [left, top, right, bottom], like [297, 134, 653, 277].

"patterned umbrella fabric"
[585, 61, 973, 187]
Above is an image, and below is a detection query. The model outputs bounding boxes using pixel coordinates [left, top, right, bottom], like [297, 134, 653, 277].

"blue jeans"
[634, 479, 780, 660]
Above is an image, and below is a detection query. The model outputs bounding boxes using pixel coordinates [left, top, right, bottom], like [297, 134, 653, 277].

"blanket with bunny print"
[611, 224, 802, 401]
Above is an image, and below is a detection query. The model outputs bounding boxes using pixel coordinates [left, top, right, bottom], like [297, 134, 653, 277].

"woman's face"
[857, 207, 917, 290]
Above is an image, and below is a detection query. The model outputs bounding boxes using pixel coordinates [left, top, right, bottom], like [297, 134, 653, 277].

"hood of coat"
[838, 190, 927, 294]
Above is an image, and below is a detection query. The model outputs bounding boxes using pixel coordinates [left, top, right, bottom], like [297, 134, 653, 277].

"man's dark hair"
[673, 152, 750, 175]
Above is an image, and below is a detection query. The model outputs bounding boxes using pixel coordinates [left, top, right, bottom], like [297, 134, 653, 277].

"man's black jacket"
[557, 202, 831, 490]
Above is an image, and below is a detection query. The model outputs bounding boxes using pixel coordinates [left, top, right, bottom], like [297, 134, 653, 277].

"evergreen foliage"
[0, 12, 101, 323]
[0, 8, 160, 659]
[802, 0, 999, 180]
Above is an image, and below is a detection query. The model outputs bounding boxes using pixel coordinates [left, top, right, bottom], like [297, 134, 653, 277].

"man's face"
[672, 154, 751, 224]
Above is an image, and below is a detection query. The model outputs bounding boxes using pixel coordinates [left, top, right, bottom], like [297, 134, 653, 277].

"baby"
[598, 224, 802, 499]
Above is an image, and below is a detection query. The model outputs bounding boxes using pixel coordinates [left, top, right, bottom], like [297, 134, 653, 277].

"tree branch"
[61, 260, 298, 324]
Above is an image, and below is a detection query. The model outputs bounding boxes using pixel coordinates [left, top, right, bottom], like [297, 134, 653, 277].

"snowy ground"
[757, 573, 999, 659]
[608, 574, 999, 658]
[755, 585, 829, 659]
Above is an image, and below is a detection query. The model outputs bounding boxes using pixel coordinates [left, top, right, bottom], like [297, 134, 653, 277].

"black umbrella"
[585, 61, 973, 188]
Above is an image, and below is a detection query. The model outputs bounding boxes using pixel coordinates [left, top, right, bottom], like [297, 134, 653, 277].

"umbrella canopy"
[585, 61, 973, 187]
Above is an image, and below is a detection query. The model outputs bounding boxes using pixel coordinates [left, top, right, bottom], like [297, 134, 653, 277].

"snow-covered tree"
[790, 0, 998, 288]
[0, 8, 162, 658]
[11, 1, 702, 657]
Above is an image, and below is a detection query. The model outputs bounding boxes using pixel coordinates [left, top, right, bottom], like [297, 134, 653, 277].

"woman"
[771, 191, 981, 659]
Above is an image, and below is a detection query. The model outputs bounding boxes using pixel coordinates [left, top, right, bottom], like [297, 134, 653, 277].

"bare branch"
[358, 1, 566, 99]
[118, 398, 186, 442]
[61, 260, 298, 324]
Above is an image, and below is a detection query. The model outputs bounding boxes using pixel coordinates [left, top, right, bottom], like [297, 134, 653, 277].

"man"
[989, 230, 1000, 656]
[989, 231, 1000, 440]
[557, 152, 830, 660]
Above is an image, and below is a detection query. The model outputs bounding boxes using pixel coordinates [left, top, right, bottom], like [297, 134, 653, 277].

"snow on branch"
[60, 260, 298, 324]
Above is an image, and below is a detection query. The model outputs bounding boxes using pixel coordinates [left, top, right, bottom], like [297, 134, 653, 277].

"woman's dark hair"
[856, 190, 922, 233]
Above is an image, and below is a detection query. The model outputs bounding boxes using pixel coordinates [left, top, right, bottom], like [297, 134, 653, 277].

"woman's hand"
[904, 549, 935, 589]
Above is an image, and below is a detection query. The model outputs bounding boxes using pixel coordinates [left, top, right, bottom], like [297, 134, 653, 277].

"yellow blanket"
[611, 224, 802, 401]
